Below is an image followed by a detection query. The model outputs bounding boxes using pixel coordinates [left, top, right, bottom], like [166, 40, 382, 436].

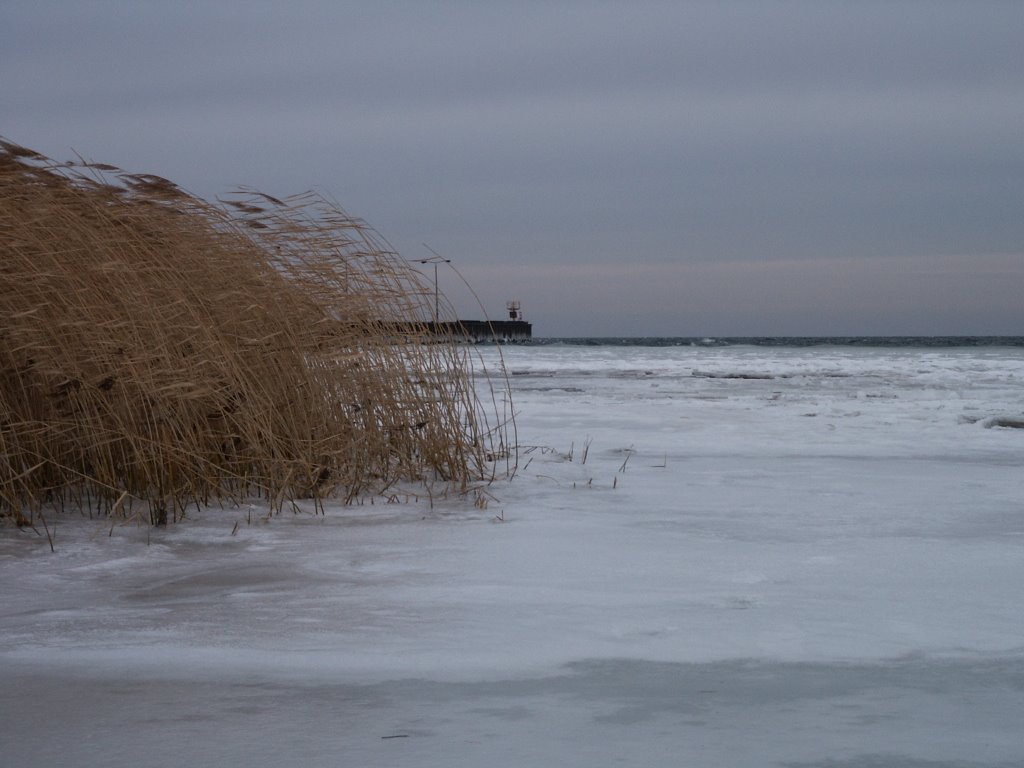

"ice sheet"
[3, 343, 1024, 767]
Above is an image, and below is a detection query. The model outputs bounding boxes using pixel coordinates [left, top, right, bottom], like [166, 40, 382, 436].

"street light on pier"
[416, 247, 451, 321]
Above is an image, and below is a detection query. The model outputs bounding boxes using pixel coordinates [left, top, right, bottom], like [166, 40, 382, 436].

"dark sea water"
[530, 336, 1024, 348]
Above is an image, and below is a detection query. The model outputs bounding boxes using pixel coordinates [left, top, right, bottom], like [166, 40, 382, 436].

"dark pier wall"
[426, 320, 532, 343]
[387, 319, 532, 343]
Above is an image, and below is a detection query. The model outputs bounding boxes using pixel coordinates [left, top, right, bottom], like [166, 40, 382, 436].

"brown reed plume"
[0, 138, 511, 528]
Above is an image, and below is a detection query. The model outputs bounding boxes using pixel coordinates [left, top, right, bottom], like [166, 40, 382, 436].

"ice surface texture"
[3, 343, 1024, 767]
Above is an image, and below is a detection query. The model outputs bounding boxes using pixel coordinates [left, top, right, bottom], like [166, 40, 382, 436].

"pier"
[421, 318, 532, 343]
[447, 300, 531, 343]
[402, 301, 532, 343]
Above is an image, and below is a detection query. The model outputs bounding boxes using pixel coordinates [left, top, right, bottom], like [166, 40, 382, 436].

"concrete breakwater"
[420, 319, 532, 343]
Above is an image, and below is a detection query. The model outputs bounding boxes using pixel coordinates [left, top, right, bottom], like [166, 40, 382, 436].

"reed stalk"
[0, 138, 510, 525]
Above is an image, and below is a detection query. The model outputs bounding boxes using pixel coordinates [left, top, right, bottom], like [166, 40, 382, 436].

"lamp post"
[417, 250, 451, 321]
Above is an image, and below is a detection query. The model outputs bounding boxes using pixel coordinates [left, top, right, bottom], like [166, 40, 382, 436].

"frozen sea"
[3, 339, 1024, 767]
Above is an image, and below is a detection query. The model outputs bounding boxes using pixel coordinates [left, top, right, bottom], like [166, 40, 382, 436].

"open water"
[531, 336, 1024, 348]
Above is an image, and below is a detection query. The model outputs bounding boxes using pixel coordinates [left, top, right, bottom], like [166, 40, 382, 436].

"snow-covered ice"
[3, 342, 1024, 767]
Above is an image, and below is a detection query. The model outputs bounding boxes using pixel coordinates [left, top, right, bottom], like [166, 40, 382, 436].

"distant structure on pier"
[418, 300, 532, 343]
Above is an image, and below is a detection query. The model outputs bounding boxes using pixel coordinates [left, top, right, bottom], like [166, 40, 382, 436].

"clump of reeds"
[0, 138, 511, 528]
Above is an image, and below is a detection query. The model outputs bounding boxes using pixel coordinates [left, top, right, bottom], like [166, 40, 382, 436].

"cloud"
[458, 253, 1024, 337]
[2, 1, 1022, 335]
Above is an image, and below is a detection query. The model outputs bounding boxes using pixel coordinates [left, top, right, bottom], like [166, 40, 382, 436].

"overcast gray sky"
[3, 1, 1022, 336]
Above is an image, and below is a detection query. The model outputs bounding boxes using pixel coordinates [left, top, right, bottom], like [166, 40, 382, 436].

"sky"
[2, 1, 1022, 337]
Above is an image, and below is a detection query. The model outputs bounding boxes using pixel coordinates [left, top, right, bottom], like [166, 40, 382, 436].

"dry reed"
[0, 138, 511, 527]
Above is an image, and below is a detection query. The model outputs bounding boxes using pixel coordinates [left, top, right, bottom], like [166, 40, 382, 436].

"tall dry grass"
[0, 138, 511, 529]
